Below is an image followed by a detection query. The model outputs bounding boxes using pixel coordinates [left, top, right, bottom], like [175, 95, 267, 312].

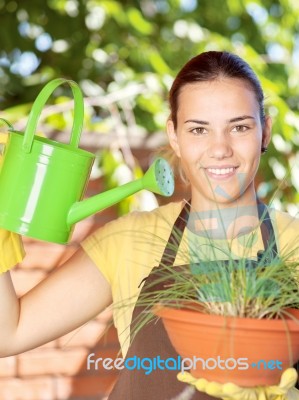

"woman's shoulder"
[269, 207, 299, 258]
[91, 200, 184, 238]
[270, 207, 299, 232]
[127, 200, 183, 225]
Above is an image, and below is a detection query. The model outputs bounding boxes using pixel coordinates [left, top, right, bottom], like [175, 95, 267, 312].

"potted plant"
[126, 213, 299, 388]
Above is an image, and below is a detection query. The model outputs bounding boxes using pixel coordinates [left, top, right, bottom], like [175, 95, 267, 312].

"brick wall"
[0, 169, 190, 400]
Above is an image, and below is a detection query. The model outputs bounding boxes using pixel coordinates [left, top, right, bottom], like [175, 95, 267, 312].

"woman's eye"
[232, 125, 249, 133]
[190, 127, 207, 135]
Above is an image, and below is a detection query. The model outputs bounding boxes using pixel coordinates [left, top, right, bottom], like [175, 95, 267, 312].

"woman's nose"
[207, 135, 233, 159]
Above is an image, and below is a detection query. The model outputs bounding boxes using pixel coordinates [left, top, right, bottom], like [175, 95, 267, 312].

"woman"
[0, 51, 298, 399]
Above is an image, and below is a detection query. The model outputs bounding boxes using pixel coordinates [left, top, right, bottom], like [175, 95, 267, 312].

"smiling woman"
[166, 52, 272, 239]
[0, 51, 299, 400]
[167, 79, 271, 213]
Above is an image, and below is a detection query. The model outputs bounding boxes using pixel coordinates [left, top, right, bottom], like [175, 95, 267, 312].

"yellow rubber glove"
[0, 228, 25, 273]
[177, 368, 299, 400]
[0, 131, 25, 273]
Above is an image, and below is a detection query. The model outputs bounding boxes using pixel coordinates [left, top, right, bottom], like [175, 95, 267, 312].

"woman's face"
[167, 78, 272, 210]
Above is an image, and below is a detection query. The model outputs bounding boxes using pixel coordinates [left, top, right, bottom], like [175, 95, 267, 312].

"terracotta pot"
[153, 305, 299, 387]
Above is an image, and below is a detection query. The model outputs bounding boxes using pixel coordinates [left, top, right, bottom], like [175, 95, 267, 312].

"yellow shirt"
[81, 200, 299, 356]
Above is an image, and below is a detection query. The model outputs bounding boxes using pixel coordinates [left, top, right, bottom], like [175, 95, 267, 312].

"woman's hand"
[0, 228, 24, 273]
[0, 133, 25, 272]
[177, 368, 299, 399]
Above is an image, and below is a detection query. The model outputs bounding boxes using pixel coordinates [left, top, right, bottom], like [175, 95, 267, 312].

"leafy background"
[0, 0, 299, 214]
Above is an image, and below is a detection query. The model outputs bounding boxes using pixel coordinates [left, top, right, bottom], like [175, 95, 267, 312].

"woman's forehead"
[178, 77, 257, 100]
[177, 78, 260, 120]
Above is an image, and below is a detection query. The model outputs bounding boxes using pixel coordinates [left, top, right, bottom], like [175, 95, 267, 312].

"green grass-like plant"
[114, 172, 299, 348]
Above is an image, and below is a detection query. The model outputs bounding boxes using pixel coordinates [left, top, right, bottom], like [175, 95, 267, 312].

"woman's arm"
[0, 247, 112, 357]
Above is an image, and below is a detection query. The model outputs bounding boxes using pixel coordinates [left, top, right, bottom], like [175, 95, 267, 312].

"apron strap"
[257, 202, 278, 258]
[159, 201, 191, 267]
[160, 200, 278, 268]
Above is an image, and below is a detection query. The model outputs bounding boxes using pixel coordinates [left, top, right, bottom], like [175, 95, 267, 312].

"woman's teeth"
[207, 167, 235, 175]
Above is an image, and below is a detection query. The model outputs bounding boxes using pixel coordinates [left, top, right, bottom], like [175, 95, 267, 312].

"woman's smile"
[203, 165, 239, 180]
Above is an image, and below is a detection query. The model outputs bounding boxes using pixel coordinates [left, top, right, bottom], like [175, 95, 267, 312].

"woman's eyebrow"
[184, 115, 255, 125]
[184, 119, 209, 125]
[228, 115, 255, 123]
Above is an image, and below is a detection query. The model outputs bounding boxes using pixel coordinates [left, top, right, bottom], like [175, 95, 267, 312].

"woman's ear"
[262, 115, 272, 149]
[166, 119, 181, 158]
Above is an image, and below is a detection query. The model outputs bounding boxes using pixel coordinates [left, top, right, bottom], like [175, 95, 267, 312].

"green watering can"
[0, 79, 174, 244]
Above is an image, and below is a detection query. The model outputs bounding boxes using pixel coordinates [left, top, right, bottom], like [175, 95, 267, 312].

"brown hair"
[169, 51, 265, 129]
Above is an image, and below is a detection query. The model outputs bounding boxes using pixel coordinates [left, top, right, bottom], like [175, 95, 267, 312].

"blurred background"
[0, 0, 299, 399]
[1, 0, 299, 212]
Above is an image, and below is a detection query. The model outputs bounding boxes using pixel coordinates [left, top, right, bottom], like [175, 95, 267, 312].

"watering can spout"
[67, 158, 175, 226]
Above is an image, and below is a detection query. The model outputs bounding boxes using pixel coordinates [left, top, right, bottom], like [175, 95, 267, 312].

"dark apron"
[108, 201, 278, 400]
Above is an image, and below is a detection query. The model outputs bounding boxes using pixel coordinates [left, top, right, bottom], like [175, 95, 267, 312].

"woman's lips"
[204, 166, 238, 180]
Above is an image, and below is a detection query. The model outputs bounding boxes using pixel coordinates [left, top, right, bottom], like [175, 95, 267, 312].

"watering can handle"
[22, 78, 84, 154]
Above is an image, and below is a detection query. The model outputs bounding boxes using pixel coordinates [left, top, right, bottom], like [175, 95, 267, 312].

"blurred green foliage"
[0, 0, 299, 213]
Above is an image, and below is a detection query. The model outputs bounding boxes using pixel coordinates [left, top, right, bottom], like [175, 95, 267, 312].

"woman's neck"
[188, 191, 260, 240]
